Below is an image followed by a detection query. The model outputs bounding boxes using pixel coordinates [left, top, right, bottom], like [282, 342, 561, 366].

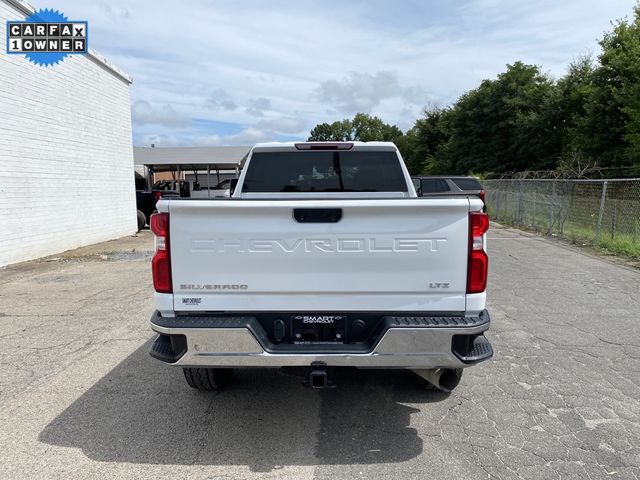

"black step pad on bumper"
[452, 334, 493, 364]
[386, 310, 489, 328]
[150, 333, 187, 363]
[152, 314, 256, 329]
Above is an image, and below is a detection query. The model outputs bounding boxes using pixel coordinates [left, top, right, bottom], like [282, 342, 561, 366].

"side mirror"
[229, 178, 239, 196]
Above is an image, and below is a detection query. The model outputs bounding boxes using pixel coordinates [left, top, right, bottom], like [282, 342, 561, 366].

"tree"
[308, 119, 354, 141]
[552, 7, 640, 176]
[402, 107, 452, 174]
[308, 113, 403, 143]
[590, 5, 640, 173]
[435, 62, 561, 174]
[351, 113, 403, 142]
[555, 56, 597, 158]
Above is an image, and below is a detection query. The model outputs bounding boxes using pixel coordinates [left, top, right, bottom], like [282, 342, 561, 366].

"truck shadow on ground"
[39, 340, 448, 471]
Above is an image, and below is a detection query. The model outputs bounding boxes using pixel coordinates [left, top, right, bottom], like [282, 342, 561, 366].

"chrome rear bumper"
[149, 310, 493, 369]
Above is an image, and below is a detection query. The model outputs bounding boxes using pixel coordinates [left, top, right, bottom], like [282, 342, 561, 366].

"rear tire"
[136, 209, 146, 231]
[183, 367, 234, 391]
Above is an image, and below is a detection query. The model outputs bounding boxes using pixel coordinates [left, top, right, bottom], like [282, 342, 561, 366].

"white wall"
[0, 0, 136, 266]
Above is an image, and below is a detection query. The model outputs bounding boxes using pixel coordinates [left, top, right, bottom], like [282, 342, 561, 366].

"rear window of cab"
[242, 151, 408, 193]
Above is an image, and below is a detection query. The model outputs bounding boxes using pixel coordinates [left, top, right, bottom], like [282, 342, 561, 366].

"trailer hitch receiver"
[305, 362, 335, 389]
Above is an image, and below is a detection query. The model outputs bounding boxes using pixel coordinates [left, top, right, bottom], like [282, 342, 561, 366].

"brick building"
[0, 0, 135, 266]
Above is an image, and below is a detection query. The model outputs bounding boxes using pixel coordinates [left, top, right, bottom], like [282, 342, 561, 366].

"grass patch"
[489, 208, 640, 259]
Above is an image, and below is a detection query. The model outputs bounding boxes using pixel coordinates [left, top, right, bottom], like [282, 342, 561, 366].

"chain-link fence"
[483, 179, 640, 257]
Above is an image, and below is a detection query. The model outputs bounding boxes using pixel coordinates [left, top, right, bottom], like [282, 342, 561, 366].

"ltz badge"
[6, 9, 88, 66]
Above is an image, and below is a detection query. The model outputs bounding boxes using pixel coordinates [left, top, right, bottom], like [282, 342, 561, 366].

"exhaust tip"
[413, 368, 463, 393]
[437, 369, 463, 392]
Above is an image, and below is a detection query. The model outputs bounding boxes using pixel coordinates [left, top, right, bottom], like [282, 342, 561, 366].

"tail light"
[153, 191, 163, 202]
[467, 212, 489, 294]
[479, 190, 485, 202]
[150, 212, 172, 293]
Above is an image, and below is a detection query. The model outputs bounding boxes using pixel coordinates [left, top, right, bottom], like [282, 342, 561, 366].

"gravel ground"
[0, 226, 638, 480]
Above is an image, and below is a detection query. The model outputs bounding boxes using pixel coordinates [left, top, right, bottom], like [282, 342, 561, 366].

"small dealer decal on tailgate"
[182, 298, 201, 305]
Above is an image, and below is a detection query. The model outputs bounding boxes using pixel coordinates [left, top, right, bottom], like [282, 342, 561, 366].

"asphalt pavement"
[0, 226, 638, 480]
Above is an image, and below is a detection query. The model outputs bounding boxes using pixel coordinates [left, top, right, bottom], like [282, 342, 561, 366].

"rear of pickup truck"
[149, 142, 492, 391]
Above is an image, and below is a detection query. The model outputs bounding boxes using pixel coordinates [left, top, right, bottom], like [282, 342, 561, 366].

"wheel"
[183, 367, 234, 391]
[136, 209, 146, 231]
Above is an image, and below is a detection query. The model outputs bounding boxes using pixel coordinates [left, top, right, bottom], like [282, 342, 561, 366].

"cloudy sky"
[43, 0, 637, 146]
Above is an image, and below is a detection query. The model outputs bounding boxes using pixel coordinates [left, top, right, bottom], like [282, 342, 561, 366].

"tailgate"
[168, 199, 470, 312]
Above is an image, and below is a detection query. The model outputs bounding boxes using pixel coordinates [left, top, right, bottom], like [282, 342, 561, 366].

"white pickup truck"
[149, 142, 492, 392]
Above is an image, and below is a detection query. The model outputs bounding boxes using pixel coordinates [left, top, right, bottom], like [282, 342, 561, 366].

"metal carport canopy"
[133, 146, 251, 172]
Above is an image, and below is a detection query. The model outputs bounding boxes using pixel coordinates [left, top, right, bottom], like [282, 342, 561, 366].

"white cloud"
[206, 89, 238, 111]
[139, 133, 183, 147]
[225, 127, 271, 144]
[316, 71, 428, 113]
[131, 101, 191, 127]
[192, 128, 270, 146]
[140, 128, 271, 147]
[245, 97, 272, 117]
[99, 3, 130, 21]
[256, 116, 307, 135]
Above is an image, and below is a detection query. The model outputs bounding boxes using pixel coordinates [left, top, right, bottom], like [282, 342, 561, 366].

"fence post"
[611, 202, 617, 240]
[548, 181, 556, 234]
[532, 182, 537, 228]
[517, 180, 524, 225]
[595, 180, 608, 244]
